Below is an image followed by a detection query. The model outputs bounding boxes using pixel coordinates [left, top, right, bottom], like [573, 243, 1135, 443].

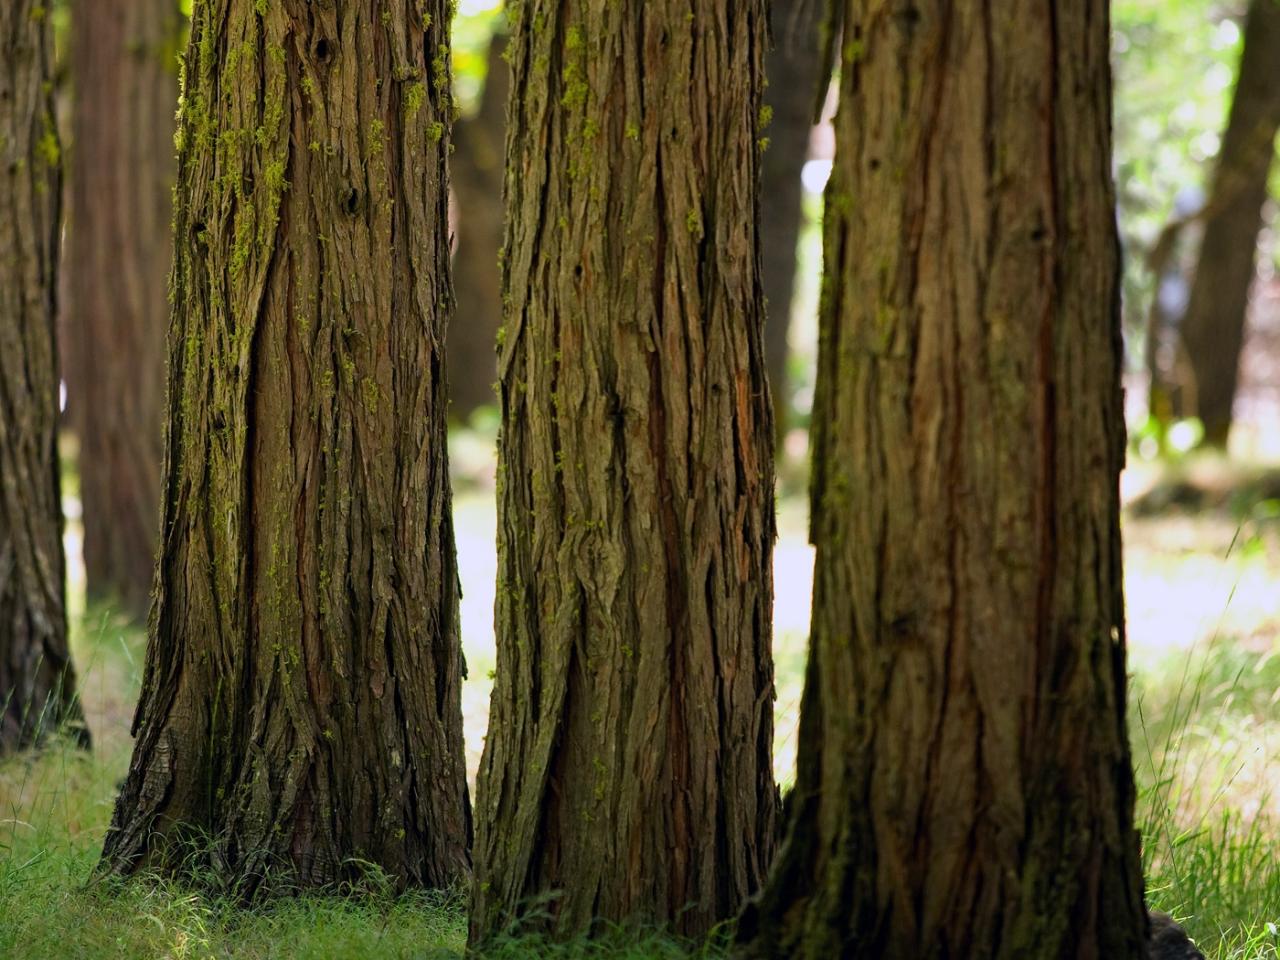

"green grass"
[3, 498, 1279, 958]
[1133, 638, 1280, 958]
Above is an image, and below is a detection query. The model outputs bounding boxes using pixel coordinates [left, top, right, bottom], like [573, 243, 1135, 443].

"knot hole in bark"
[313, 37, 334, 66]
[894, 4, 922, 27]
[342, 185, 362, 216]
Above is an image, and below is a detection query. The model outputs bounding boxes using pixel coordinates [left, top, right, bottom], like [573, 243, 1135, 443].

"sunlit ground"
[3, 431, 1278, 957]
[51, 432, 1280, 834]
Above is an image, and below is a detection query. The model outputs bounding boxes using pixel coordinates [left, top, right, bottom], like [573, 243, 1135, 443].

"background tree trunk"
[1180, 0, 1280, 449]
[63, 0, 179, 620]
[448, 27, 508, 423]
[760, 0, 823, 441]
[0, 1, 88, 754]
[471, 1, 777, 943]
[99, 0, 470, 893]
[738, 2, 1147, 958]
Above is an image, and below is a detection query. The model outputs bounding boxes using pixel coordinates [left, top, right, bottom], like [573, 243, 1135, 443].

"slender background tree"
[100, 0, 471, 892]
[738, 1, 1148, 957]
[471, 0, 777, 942]
[1180, 0, 1280, 448]
[0, 0, 88, 754]
[63, 0, 180, 619]
[449, 24, 508, 423]
[759, 0, 823, 440]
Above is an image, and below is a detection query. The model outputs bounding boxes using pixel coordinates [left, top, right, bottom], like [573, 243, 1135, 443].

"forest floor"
[1, 445, 1278, 959]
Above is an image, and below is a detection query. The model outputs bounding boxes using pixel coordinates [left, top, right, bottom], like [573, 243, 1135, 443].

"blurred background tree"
[449, 10, 508, 424]
[61, 0, 180, 620]
[1114, 0, 1280, 457]
[759, 0, 824, 444]
[1179, 0, 1280, 449]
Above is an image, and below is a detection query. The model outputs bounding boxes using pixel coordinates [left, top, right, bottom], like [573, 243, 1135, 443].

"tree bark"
[448, 27, 508, 423]
[760, 0, 823, 440]
[99, 0, 470, 894]
[471, 1, 777, 943]
[737, 3, 1147, 958]
[0, 1, 89, 754]
[63, 0, 179, 620]
[1180, 0, 1280, 449]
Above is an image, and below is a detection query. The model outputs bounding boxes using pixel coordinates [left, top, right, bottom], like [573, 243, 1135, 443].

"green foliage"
[1112, 0, 1252, 357]
[452, 0, 504, 114]
[1114, 0, 1244, 241]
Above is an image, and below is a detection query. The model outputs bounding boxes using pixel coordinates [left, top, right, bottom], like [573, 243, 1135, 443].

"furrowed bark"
[63, 0, 179, 619]
[738, 2, 1147, 957]
[1180, 0, 1280, 449]
[471, 1, 777, 943]
[0, 0, 88, 754]
[99, 0, 470, 893]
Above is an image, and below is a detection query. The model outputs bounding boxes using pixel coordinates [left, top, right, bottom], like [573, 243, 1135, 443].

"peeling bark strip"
[64, 0, 179, 620]
[738, 2, 1147, 958]
[100, 0, 470, 892]
[471, 1, 777, 943]
[0, 0, 88, 753]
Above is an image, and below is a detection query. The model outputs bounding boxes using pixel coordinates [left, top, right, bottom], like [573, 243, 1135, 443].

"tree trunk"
[471, 1, 777, 943]
[99, 0, 471, 894]
[1181, 0, 1280, 449]
[737, 3, 1147, 958]
[0, 1, 89, 754]
[448, 27, 508, 423]
[63, 0, 179, 620]
[760, 0, 823, 440]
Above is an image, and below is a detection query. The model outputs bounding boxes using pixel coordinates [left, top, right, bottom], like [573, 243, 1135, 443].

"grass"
[1133, 635, 1280, 958]
[2, 470, 1279, 957]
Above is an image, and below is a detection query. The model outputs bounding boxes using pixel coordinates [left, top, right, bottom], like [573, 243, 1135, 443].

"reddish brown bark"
[99, 0, 470, 893]
[0, 0, 88, 753]
[738, 2, 1147, 957]
[471, 0, 777, 943]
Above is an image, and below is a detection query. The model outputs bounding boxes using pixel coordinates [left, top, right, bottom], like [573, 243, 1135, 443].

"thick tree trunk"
[737, 3, 1147, 959]
[760, 0, 823, 439]
[63, 0, 179, 620]
[448, 28, 508, 423]
[99, 0, 471, 893]
[0, 1, 88, 753]
[1180, 0, 1280, 449]
[471, 1, 777, 943]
